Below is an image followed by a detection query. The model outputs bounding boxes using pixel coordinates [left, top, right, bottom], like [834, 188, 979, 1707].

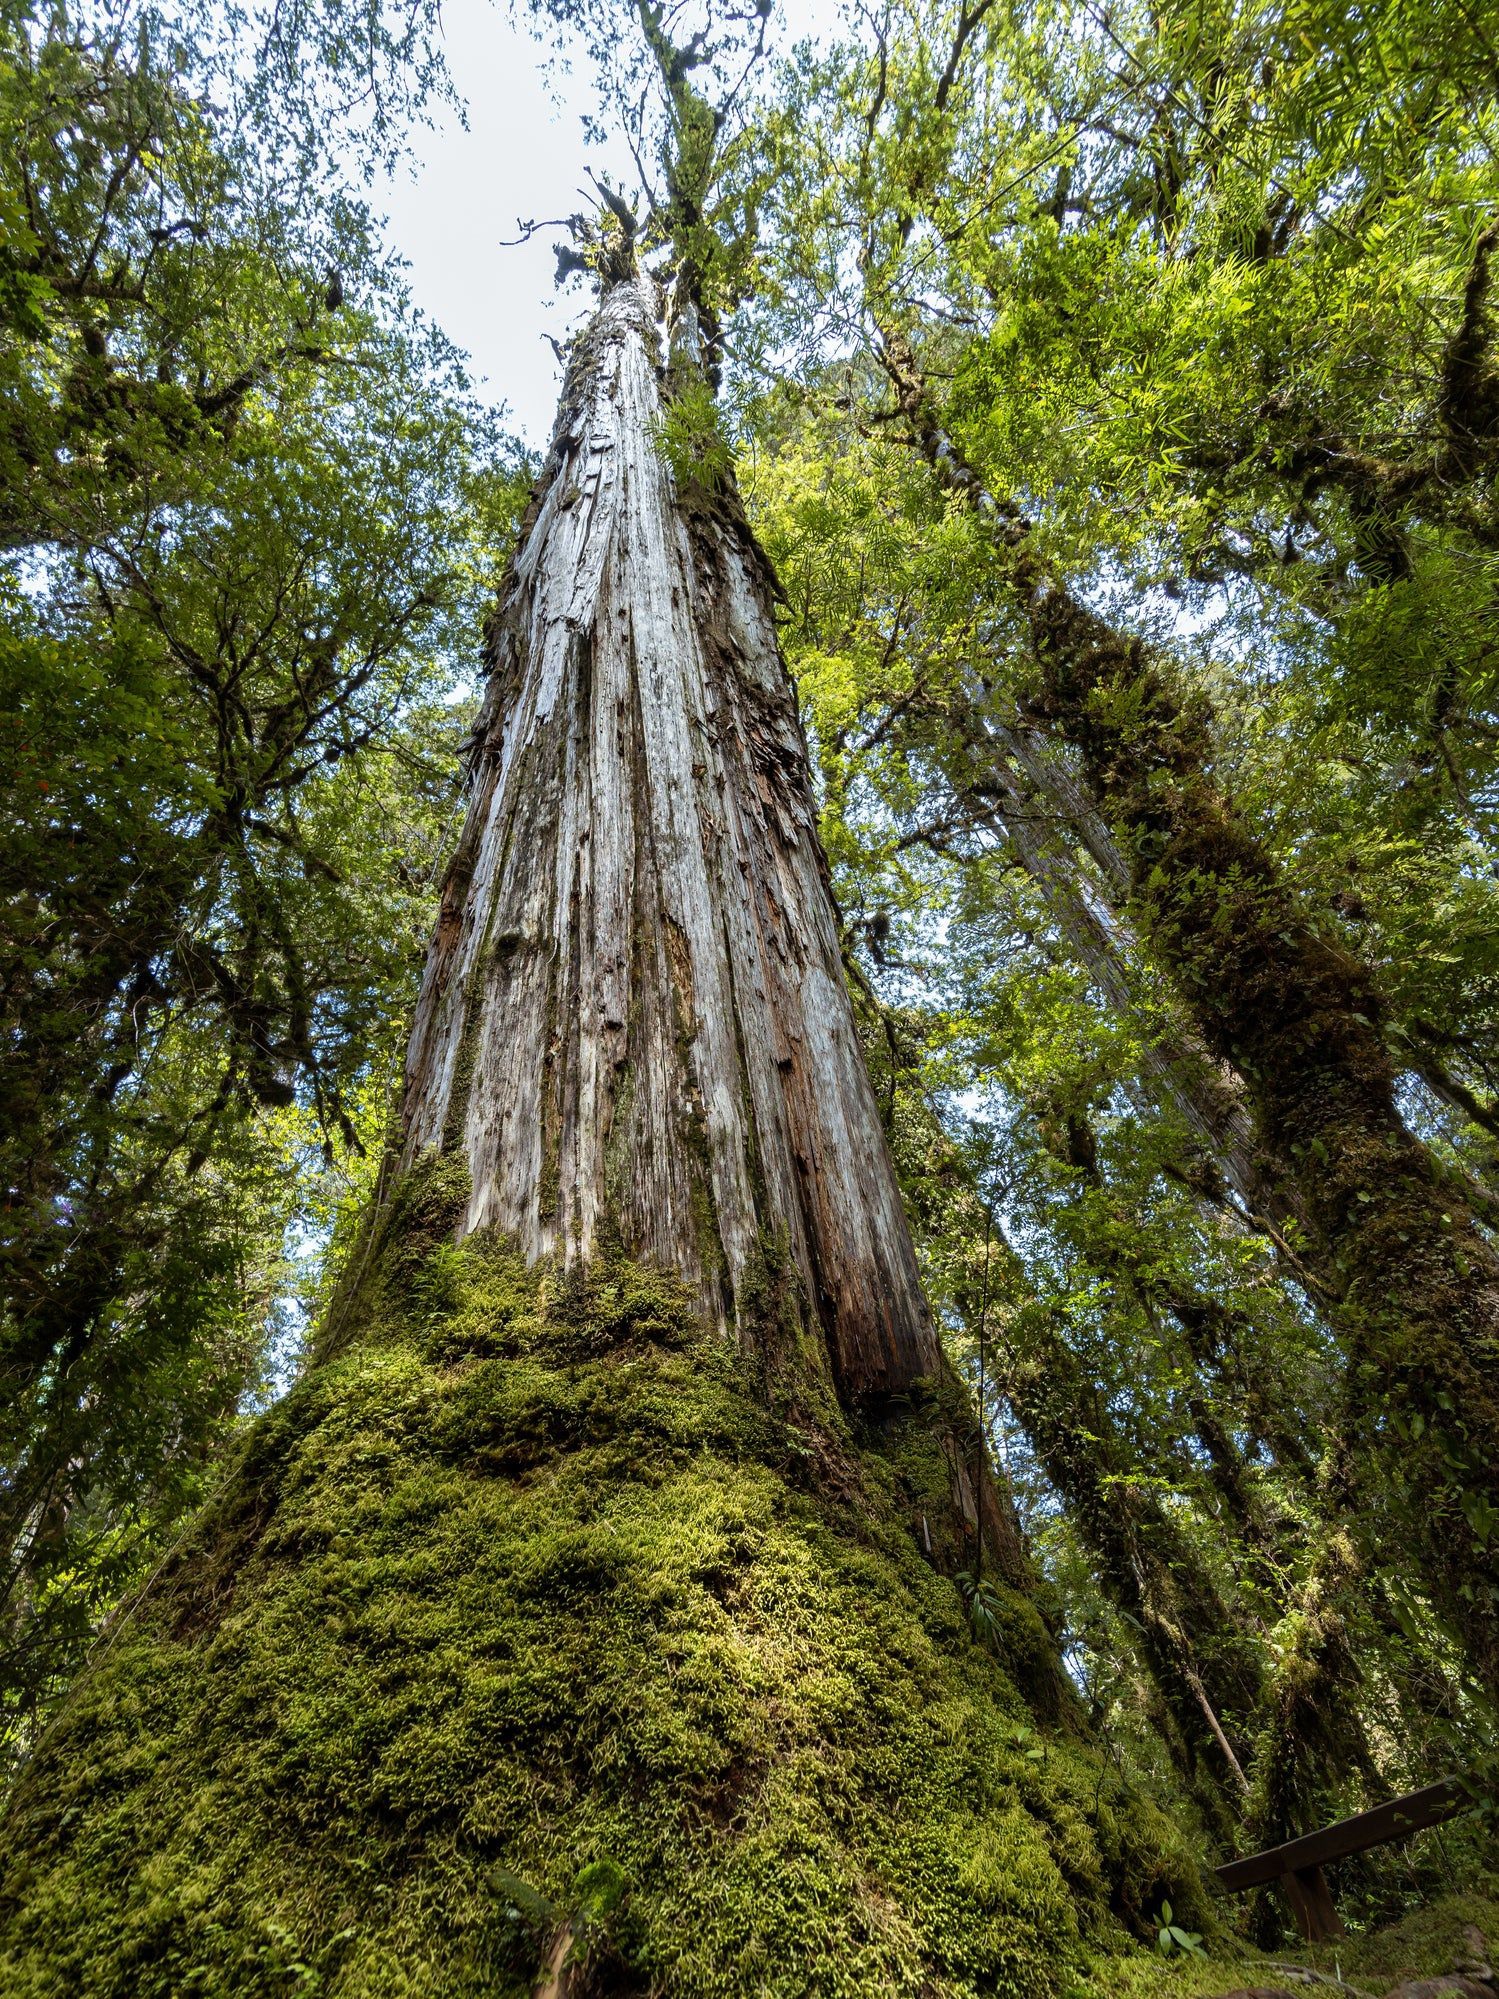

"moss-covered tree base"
[0, 1168, 1203, 1998]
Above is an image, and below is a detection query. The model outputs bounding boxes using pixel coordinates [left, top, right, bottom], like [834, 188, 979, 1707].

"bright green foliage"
[654, 373, 733, 493]
[0, 1160, 1203, 1997]
[745, 387, 1494, 1875]
[753, 0, 1499, 1151]
[1153, 1901, 1204, 1960]
[718, 0, 1499, 1885]
[0, 0, 529, 1766]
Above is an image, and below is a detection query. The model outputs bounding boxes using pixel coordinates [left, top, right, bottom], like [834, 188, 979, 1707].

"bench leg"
[1280, 1865, 1344, 1943]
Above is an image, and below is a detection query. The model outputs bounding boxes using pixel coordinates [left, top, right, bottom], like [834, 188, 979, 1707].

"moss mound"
[1298, 1886, 1499, 1993]
[1078, 1886, 1499, 1999]
[0, 1165, 1203, 1998]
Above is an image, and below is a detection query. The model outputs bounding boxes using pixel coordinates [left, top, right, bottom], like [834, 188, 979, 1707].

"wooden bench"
[1213, 1778, 1473, 1942]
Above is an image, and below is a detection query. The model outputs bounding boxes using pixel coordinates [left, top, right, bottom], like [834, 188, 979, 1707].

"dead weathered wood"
[1215, 1778, 1471, 1891]
[1214, 1778, 1473, 1943]
[1277, 1865, 1344, 1945]
[401, 276, 942, 1396]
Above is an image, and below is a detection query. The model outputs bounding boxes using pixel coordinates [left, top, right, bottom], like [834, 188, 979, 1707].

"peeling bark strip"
[404, 279, 939, 1395]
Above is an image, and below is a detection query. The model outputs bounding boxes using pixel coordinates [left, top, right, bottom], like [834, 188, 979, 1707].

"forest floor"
[1089, 1885, 1499, 1999]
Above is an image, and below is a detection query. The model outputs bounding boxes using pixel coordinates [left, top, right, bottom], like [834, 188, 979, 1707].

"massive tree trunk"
[0, 270, 1203, 1995]
[402, 276, 937, 1399]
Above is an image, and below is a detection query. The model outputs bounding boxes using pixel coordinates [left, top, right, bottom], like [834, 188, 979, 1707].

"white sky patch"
[373, 0, 847, 445]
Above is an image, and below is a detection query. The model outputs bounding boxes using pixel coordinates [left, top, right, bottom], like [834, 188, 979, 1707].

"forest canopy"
[1, 0, 1497, 1981]
[0, 0, 527, 1740]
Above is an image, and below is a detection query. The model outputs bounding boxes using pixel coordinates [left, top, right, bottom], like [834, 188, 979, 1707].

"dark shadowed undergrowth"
[0, 1158, 1206, 1998]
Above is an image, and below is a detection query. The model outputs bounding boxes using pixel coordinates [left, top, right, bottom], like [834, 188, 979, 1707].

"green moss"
[0, 1164, 1203, 1997]
[1077, 1950, 1267, 1999]
[1080, 1887, 1499, 1999]
[1299, 1886, 1499, 1991]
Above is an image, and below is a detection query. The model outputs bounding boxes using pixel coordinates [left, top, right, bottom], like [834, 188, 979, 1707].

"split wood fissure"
[402, 279, 938, 1394]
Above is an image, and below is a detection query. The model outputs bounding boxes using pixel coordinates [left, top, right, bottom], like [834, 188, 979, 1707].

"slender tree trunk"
[994, 1260, 1263, 1829]
[952, 712, 1282, 1225]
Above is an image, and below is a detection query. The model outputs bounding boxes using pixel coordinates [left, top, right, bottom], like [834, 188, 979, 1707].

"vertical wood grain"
[402, 279, 940, 1396]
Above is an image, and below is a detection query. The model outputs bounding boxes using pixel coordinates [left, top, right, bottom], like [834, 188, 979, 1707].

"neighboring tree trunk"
[988, 1229, 1263, 1833]
[879, 325, 1499, 1697]
[950, 711, 1288, 1231]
